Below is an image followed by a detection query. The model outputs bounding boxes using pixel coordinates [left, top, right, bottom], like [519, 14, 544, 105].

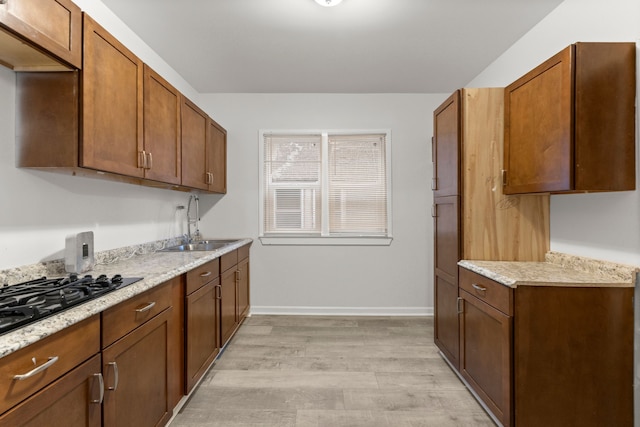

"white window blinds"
[328, 134, 388, 235]
[262, 131, 390, 238]
[263, 134, 322, 234]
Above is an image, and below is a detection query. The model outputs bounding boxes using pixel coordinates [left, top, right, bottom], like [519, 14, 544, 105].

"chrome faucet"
[186, 194, 202, 243]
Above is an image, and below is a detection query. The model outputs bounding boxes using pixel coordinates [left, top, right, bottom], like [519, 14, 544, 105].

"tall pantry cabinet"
[432, 88, 549, 370]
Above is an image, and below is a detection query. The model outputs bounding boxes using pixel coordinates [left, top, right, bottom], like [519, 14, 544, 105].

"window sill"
[259, 236, 393, 246]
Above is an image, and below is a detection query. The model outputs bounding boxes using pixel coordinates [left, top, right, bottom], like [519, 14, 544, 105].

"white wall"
[467, 0, 640, 266]
[0, 1, 200, 270]
[198, 94, 443, 314]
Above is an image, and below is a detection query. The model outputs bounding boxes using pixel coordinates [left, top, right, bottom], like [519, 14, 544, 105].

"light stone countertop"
[459, 251, 638, 289]
[0, 238, 253, 359]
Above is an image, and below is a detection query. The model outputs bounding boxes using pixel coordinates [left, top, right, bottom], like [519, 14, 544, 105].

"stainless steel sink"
[162, 239, 238, 252]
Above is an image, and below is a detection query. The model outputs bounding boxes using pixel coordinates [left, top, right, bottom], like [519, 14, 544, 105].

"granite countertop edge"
[459, 252, 639, 289]
[0, 238, 253, 359]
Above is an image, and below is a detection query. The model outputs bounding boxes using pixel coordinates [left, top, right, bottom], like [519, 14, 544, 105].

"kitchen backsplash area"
[0, 238, 186, 286]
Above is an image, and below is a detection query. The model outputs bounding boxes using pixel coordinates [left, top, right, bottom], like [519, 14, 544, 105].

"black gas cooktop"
[0, 274, 142, 335]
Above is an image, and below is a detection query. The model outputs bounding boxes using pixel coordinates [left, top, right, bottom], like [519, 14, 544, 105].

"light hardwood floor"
[170, 315, 495, 427]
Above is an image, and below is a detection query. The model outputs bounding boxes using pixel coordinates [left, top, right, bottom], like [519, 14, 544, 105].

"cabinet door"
[514, 286, 633, 427]
[503, 47, 572, 194]
[143, 65, 181, 184]
[185, 280, 220, 393]
[0, 354, 102, 427]
[81, 14, 144, 178]
[181, 97, 208, 190]
[432, 91, 460, 197]
[220, 267, 238, 345]
[207, 118, 227, 193]
[0, 0, 82, 69]
[459, 289, 512, 427]
[237, 257, 250, 320]
[102, 308, 173, 427]
[433, 196, 460, 369]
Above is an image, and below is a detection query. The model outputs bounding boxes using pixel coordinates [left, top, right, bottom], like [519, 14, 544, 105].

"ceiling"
[100, 0, 564, 93]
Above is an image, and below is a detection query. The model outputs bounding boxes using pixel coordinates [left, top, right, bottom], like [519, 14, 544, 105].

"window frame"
[259, 129, 393, 246]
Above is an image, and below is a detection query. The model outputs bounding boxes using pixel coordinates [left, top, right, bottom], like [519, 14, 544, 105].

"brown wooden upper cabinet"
[207, 118, 227, 194]
[503, 42, 636, 194]
[143, 65, 182, 185]
[15, 12, 227, 194]
[82, 13, 144, 178]
[181, 97, 209, 191]
[182, 98, 228, 194]
[0, 0, 81, 70]
[432, 91, 460, 198]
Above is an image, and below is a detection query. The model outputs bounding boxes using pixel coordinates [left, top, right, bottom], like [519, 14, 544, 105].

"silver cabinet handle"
[138, 151, 146, 168]
[200, 271, 212, 277]
[457, 297, 463, 314]
[215, 285, 221, 300]
[135, 301, 156, 313]
[107, 362, 119, 391]
[472, 283, 487, 293]
[14, 356, 59, 380]
[91, 373, 104, 404]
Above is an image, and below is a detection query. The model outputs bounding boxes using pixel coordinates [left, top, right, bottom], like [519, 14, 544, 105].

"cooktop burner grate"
[0, 274, 142, 335]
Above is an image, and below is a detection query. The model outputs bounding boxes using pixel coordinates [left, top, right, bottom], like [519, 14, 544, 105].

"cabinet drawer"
[102, 281, 172, 348]
[220, 249, 238, 273]
[0, 354, 102, 426]
[238, 244, 250, 262]
[0, 315, 100, 415]
[186, 258, 220, 295]
[459, 267, 512, 315]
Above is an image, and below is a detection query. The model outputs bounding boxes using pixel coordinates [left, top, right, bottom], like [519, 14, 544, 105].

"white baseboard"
[250, 306, 434, 316]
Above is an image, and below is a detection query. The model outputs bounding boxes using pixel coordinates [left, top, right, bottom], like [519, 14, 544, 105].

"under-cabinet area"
[454, 257, 636, 427]
[0, 239, 252, 427]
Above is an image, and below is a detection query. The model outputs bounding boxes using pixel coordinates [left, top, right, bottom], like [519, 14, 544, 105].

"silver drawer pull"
[14, 356, 59, 380]
[472, 283, 487, 293]
[200, 271, 212, 277]
[135, 301, 156, 313]
[91, 373, 104, 404]
[107, 362, 119, 391]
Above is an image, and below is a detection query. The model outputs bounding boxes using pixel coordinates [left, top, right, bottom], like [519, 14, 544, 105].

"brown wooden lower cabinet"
[102, 307, 173, 427]
[185, 278, 220, 393]
[459, 288, 512, 427]
[457, 267, 633, 427]
[237, 256, 250, 319]
[0, 354, 102, 427]
[220, 266, 238, 345]
[101, 277, 182, 427]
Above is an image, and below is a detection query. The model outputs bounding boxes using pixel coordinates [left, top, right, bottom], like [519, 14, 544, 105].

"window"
[259, 130, 392, 245]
